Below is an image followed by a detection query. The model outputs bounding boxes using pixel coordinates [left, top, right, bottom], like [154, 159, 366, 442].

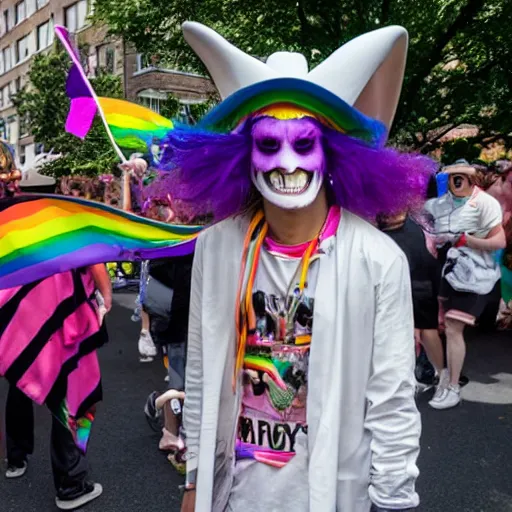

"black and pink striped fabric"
[0, 268, 107, 451]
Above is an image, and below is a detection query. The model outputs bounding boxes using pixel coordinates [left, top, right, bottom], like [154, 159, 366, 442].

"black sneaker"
[144, 391, 163, 432]
[55, 481, 102, 510]
[5, 461, 27, 479]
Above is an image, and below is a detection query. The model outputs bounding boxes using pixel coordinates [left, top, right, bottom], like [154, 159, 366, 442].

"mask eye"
[294, 137, 314, 154]
[256, 137, 280, 154]
[452, 175, 465, 189]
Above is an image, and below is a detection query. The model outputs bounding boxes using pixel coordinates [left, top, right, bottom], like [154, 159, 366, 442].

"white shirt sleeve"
[478, 192, 503, 236]
[365, 254, 421, 510]
[183, 235, 205, 485]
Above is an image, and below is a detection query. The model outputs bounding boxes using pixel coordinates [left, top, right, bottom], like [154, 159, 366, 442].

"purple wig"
[324, 128, 437, 218]
[156, 119, 436, 221]
[157, 125, 253, 220]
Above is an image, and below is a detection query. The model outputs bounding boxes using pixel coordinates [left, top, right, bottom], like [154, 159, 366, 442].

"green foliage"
[188, 95, 220, 123]
[158, 94, 181, 119]
[156, 92, 219, 124]
[440, 138, 481, 164]
[93, 0, 512, 152]
[13, 44, 123, 177]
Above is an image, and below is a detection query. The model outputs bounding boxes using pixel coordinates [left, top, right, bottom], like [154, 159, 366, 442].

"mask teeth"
[268, 170, 310, 194]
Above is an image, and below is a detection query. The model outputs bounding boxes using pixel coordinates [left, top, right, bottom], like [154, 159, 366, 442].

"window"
[65, 0, 88, 32]
[19, 111, 29, 136]
[136, 53, 152, 72]
[96, 44, 115, 74]
[138, 90, 169, 114]
[15, 1, 26, 25]
[15, 77, 21, 92]
[105, 47, 115, 73]
[16, 35, 29, 63]
[5, 118, 11, 140]
[2, 47, 12, 72]
[3, 86, 11, 108]
[7, 117, 18, 145]
[3, 10, 9, 33]
[37, 19, 54, 50]
[37, 0, 49, 8]
[19, 144, 26, 165]
[0, 52, 3, 75]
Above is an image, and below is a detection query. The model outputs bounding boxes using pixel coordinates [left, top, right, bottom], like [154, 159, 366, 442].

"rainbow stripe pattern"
[0, 195, 202, 289]
[57, 401, 96, 454]
[199, 78, 387, 146]
[235, 440, 295, 468]
[243, 354, 288, 391]
[55, 25, 173, 160]
[97, 97, 173, 155]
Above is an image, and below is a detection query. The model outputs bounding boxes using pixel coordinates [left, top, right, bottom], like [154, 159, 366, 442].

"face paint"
[250, 117, 324, 210]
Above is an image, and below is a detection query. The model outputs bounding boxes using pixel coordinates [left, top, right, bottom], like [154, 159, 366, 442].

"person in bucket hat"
[425, 160, 505, 410]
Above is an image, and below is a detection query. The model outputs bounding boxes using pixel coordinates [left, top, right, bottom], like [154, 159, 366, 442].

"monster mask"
[250, 117, 325, 210]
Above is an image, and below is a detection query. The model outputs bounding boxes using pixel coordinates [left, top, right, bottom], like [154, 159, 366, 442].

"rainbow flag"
[55, 25, 173, 159]
[0, 194, 202, 289]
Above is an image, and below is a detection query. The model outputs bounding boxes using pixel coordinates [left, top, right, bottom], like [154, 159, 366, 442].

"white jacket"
[184, 210, 421, 512]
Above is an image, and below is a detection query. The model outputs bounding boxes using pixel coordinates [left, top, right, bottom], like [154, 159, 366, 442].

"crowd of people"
[1, 19, 512, 512]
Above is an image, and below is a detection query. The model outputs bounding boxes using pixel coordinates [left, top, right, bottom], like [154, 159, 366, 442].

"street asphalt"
[1, 292, 511, 512]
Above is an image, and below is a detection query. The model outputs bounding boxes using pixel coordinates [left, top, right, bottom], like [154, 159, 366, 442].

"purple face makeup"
[251, 117, 325, 176]
[250, 117, 325, 209]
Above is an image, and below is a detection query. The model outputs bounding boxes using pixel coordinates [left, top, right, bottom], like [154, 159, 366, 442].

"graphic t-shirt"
[228, 206, 340, 512]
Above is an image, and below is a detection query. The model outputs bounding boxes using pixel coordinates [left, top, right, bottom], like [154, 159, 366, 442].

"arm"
[365, 254, 421, 510]
[89, 263, 113, 312]
[122, 171, 132, 212]
[465, 224, 506, 251]
[119, 157, 148, 212]
[181, 241, 205, 510]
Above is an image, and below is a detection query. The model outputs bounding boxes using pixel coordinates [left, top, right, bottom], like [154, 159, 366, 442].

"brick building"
[0, 0, 215, 168]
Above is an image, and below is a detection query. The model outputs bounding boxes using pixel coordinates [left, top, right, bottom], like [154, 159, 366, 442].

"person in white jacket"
[160, 22, 434, 512]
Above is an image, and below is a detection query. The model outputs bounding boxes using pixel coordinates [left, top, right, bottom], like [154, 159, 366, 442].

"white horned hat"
[182, 21, 409, 145]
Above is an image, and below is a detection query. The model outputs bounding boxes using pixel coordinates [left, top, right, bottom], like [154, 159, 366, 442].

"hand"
[180, 489, 196, 512]
[434, 233, 459, 246]
[454, 233, 467, 248]
[119, 158, 148, 178]
[103, 293, 113, 313]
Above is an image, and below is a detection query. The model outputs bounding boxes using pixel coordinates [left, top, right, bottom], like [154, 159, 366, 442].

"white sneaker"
[430, 368, 449, 402]
[55, 482, 102, 510]
[138, 330, 157, 359]
[429, 385, 461, 410]
[5, 461, 27, 479]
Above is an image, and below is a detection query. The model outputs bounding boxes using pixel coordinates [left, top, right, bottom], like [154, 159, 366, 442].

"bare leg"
[163, 402, 179, 437]
[141, 310, 150, 332]
[159, 399, 184, 451]
[420, 329, 445, 373]
[445, 318, 467, 386]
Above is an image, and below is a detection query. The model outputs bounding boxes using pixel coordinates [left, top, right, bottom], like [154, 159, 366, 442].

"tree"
[93, 0, 511, 154]
[159, 94, 181, 120]
[13, 44, 123, 177]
